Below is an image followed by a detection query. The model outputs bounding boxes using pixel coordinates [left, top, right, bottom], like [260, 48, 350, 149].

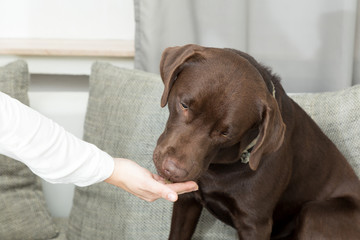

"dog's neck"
[240, 81, 276, 164]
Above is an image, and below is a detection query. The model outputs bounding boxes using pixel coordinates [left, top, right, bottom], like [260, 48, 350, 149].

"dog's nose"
[162, 158, 188, 181]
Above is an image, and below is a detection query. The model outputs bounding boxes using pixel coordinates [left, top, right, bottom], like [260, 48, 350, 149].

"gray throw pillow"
[66, 62, 237, 239]
[0, 60, 58, 240]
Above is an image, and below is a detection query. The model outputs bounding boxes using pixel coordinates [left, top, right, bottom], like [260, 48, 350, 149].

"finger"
[147, 175, 198, 202]
[152, 173, 167, 184]
[151, 173, 198, 192]
[146, 178, 179, 202]
[166, 181, 199, 194]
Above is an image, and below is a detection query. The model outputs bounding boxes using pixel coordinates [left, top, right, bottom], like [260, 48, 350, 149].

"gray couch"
[1, 60, 359, 240]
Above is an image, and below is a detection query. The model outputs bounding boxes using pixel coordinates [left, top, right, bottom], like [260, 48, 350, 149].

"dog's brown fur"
[153, 44, 360, 239]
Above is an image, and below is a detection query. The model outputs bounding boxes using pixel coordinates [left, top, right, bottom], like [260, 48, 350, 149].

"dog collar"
[240, 136, 259, 164]
[240, 81, 276, 164]
[270, 80, 276, 98]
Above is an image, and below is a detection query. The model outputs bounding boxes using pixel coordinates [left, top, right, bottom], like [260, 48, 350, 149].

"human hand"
[104, 158, 198, 202]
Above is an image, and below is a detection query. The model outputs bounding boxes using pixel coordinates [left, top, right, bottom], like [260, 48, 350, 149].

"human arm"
[0, 91, 198, 201]
[105, 158, 198, 202]
[0, 91, 114, 186]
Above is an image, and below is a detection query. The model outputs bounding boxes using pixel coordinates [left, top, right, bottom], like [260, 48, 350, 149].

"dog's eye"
[180, 102, 189, 110]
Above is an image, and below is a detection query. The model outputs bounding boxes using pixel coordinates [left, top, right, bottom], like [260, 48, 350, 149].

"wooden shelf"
[0, 39, 134, 57]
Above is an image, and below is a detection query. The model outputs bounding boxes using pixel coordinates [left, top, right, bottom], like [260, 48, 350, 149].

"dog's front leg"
[168, 194, 203, 240]
[234, 215, 273, 240]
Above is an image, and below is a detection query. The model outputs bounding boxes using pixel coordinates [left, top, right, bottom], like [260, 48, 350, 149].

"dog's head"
[153, 44, 286, 182]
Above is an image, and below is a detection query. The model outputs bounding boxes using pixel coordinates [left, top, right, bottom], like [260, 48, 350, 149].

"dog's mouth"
[153, 153, 202, 183]
[158, 160, 192, 183]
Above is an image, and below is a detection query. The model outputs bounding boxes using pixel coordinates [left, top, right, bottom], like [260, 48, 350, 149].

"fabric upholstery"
[0, 60, 58, 240]
[53, 218, 68, 240]
[66, 62, 237, 239]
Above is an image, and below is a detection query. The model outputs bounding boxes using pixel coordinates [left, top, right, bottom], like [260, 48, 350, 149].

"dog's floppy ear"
[160, 44, 205, 107]
[249, 95, 286, 170]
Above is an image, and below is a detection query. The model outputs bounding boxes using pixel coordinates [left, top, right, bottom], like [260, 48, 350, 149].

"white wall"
[1, 0, 135, 217]
[0, 0, 134, 40]
[0, 0, 135, 75]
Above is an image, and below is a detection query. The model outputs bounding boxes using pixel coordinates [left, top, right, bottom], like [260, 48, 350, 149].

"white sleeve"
[0, 91, 114, 187]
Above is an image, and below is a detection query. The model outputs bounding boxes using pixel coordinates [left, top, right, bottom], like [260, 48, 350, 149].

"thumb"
[164, 191, 178, 202]
[151, 180, 178, 202]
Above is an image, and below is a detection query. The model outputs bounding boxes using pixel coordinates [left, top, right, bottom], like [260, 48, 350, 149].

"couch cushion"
[0, 60, 59, 240]
[66, 62, 237, 239]
[52, 218, 68, 240]
[291, 85, 360, 177]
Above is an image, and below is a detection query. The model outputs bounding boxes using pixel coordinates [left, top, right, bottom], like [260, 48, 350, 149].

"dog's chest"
[195, 163, 251, 228]
[194, 188, 236, 227]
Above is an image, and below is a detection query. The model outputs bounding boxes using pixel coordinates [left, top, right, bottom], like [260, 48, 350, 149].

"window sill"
[0, 39, 134, 57]
[0, 39, 135, 75]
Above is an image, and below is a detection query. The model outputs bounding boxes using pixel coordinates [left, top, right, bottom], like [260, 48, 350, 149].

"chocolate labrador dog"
[153, 44, 360, 239]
